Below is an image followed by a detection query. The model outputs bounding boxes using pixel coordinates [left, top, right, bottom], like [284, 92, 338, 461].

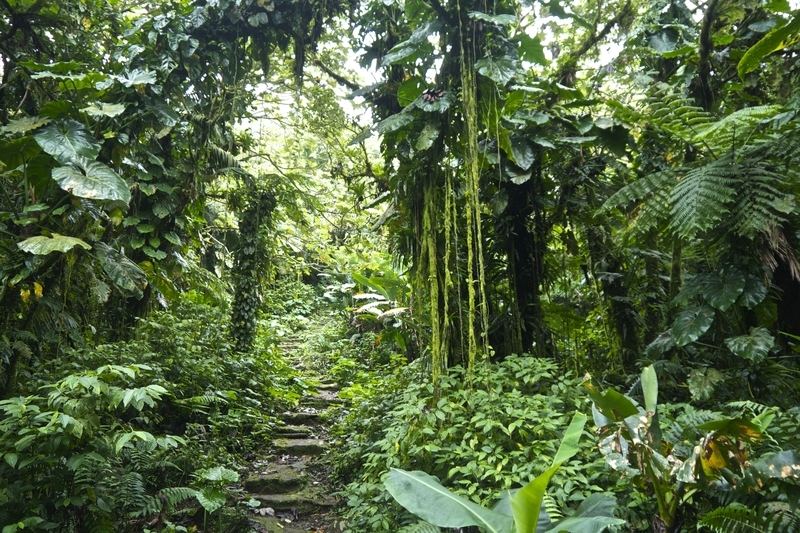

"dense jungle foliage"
[2, 0, 800, 531]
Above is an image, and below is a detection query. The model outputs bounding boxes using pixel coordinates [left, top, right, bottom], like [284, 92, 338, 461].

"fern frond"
[161, 486, 198, 510]
[700, 504, 797, 533]
[693, 105, 785, 154]
[602, 169, 675, 211]
[670, 154, 739, 239]
[544, 493, 564, 520]
[731, 164, 792, 239]
[396, 521, 442, 533]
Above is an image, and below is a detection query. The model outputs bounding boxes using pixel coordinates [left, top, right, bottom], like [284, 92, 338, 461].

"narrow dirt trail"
[245, 327, 345, 533]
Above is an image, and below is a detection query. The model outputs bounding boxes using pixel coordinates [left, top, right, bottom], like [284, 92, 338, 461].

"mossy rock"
[251, 487, 335, 512]
[245, 466, 308, 494]
[274, 438, 327, 456]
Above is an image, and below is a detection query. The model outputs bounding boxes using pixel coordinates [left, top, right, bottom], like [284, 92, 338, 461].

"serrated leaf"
[725, 327, 774, 364]
[52, 156, 131, 203]
[702, 269, 746, 311]
[415, 122, 440, 151]
[376, 112, 414, 134]
[672, 304, 715, 346]
[1, 116, 52, 135]
[475, 56, 519, 85]
[81, 103, 127, 118]
[17, 234, 91, 255]
[687, 368, 724, 401]
[34, 119, 101, 164]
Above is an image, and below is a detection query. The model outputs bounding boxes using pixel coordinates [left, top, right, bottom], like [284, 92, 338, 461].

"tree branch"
[310, 58, 361, 91]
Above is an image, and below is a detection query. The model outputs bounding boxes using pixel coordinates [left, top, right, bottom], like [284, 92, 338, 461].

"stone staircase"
[246, 382, 342, 532]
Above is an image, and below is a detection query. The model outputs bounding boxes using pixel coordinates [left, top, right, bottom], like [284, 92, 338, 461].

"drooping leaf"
[415, 122, 440, 151]
[34, 119, 101, 164]
[644, 329, 675, 357]
[702, 269, 746, 311]
[737, 275, 768, 309]
[18, 60, 84, 74]
[545, 516, 625, 533]
[672, 304, 715, 346]
[1, 116, 52, 135]
[0, 137, 42, 168]
[385, 469, 514, 533]
[585, 386, 639, 421]
[81, 103, 127, 118]
[95, 242, 148, 299]
[375, 112, 415, 134]
[510, 138, 535, 170]
[52, 156, 131, 204]
[416, 91, 454, 113]
[687, 368, 724, 401]
[725, 327, 774, 364]
[475, 56, 519, 86]
[381, 21, 441, 66]
[739, 14, 800, 79]
[17, 234, 91, 255]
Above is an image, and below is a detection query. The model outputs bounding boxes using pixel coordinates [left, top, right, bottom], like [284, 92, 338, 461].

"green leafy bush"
[332, 355, 613, 532]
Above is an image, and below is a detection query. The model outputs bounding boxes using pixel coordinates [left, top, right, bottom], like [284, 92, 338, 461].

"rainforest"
[1, 0, 800, 532]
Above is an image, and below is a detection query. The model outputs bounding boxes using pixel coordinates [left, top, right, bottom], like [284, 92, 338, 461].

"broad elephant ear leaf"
[95, 242, 147, 299]
[385, 469, 514, 533]
[725, 327, 774, 364]
[34, 119, 101, 164]
[52, 156, 131, 204]
[702, 269, 745, 311]
[672, 304, 715, 346]
[17, 234, 91, 255]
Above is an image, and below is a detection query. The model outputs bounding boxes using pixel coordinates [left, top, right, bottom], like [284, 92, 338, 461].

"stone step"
[245, 465, 308, 494]
[300, 394, 341, 408]
[251, 489, 335, 512]
[275, 424, 313, 438]
[274, 438, 327, 456]
[283, 411, 322, 425]
[317, 382, 340, 391]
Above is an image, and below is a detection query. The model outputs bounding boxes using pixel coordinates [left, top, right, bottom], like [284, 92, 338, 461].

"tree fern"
[699, 504, 798, 533]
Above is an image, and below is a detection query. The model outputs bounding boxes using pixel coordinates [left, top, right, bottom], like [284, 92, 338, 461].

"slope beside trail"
[244, 319, 346, 533]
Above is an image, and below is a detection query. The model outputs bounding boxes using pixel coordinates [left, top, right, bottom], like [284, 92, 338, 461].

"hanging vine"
[230, 187, 276, 353]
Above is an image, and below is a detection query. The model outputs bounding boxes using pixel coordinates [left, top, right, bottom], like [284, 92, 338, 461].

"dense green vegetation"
[2, 0, 800, 531]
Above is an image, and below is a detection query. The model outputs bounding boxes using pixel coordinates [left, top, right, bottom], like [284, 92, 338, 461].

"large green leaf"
[548, 495, 625, 533]
[725, 327, 774, 364]
[687, 368, 724, 401]
[51, 156, 131, 203]
[1, 116, 51, 135]
[702, 269, 746, 311]
[737, 275, 768, 309]
[375, 112, 415, 134]
[585, 387, 639, 421]
[385, 469, 513, 533]
[381, 21, 441, 66]
[475, 57, 519, 85]
[511, 413, 587, 533]
[517, 34, 547, 65]
[33, 119, 101, 164]
[416, 122, 440, 151]
[738, 14, 800, 79]
[17, 234, 91, 255]
[196, 487, 226, 514]
[641, 365, 658, 414]
[510, 138, 535, 170]
[0, 137, 42, 168]
[95, 242, 148, 299]
[672, 304, 715, 346]
[81, 103, 127, 118]
[398, 76, 425, 107]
